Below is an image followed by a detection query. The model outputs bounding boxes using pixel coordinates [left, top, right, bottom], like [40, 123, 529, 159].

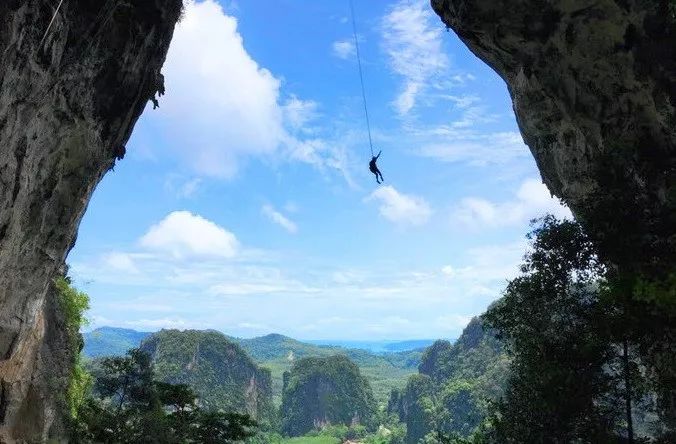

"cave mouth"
[3, 0, 675, 441]
[67, 0, 562, 353]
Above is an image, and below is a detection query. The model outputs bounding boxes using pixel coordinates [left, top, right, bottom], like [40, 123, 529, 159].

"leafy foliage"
[281, 355, 377, 436]
[55, 276, 90, 343]
[74, 348, 258, 443]
[55, 277, 92, 421]
[482, 216, 645, 442]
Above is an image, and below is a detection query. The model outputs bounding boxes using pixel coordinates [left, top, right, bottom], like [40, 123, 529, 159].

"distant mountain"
[233, 333, 422, 405]
[140, 329, 275, 425]
[236, 333, 331, 361]
[83, 326, 151, 357]
[83, 327, 423, 405]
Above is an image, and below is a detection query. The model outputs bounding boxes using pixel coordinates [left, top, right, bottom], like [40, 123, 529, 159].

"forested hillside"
[139, 330, 276, 425]
[238, 333, 421, 405]
[389, 317, 509, 443]
[83, 329, 421, 404]
[281, 355, 377, 437]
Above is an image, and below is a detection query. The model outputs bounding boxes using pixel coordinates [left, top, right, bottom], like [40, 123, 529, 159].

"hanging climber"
[349, 0, 385, 186]
[369, 150, 384, 184]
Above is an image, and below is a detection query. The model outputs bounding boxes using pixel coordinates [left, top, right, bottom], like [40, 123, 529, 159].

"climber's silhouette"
[369, 150, 384, 184]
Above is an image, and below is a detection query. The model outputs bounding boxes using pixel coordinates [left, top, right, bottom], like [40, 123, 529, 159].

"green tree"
[192, 411, 257, 444]
[157, 382, 199, 441]
[80, 348, 169, 443]
[75, 348, 258, 443]
[482, 216, 627, 442]
[55, 276, 92, 420]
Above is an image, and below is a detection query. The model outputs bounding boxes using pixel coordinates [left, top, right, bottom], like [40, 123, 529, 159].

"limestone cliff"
[0, 1, 182, 441]
[431, 0, 676, 430]
[281, 355, 377, 437]
[431, 0, 676, 277]
[140, 330, 275, 425]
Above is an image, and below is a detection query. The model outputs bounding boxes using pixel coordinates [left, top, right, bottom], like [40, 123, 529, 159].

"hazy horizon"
[84, 324, 450, 344]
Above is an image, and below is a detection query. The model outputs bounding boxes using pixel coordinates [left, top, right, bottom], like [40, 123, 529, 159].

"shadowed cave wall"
[0, 0, 675, 441]
[0, 1, 182, 441]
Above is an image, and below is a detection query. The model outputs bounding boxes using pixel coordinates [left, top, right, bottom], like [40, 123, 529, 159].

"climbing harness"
[349, 0, 375, 158]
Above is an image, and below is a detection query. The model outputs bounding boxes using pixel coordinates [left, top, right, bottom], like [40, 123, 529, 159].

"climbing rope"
[349, 0, 374, 157]
[39, 0, 65, 49]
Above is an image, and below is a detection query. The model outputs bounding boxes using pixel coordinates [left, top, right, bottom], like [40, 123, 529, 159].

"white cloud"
[123, 318, 193, 330]
[283, 96, 318, 132]
[418, 131, 528, 166]
[365, 316, 414, 334]
[103, 252, 140, 274]
[442, 94, 481, 109]
[114, 303, 175, 313]
[441, 265, 456, 277]
[261, 204, 298, 233]
[156, 0, 333, 179]
[435, 314, 473, 330]
[366, 185, 432, 226]
[284, 135, 358, 189]
[237, 322, 272, 332]
[140, 211, 239, 259]
[77, 239, 528, 339]
[452, 179, 572, 228]
[332, 39, 355, 59]
[158, 0, 285, 178]
[381, 0, 448, 115]
[209, 280, 315, 296]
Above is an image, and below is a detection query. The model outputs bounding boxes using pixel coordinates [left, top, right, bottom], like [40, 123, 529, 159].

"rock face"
[391, 318, 507, 442]
[140, 330, 275, 425]
[0, 1, 182, 441]
[281, 355, 377, 437]
[431, 0, 676, 276]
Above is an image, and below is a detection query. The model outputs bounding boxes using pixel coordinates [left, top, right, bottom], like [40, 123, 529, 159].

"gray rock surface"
[0, 1, 182, 441]
[432, 0, 676, 433]
[432, 0, 676, 276]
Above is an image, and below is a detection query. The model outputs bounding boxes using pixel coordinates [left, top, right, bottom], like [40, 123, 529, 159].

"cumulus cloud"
[155, 0, 333, 179]
[156, 0, 285, 177]
[261, 204, 298, 234]
[381, 0, 448, 115]
[332, 39, 355, 59]
[140, 211, 239, 259]
[366, 185, 432, 226]
[452, 179, 572, 228]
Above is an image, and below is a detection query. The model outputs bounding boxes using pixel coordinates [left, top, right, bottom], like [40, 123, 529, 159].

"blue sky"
[68, 0, 569, 340]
